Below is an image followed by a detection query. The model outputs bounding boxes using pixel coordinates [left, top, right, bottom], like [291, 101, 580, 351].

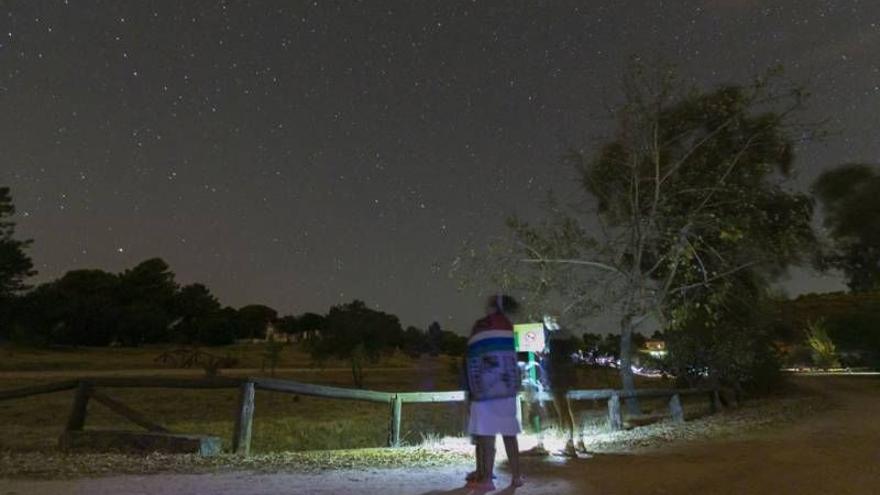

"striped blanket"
[466, 329, 519, 401]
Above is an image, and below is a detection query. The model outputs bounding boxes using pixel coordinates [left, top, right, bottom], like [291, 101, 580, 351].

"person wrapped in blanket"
[464, 294, 523, 490]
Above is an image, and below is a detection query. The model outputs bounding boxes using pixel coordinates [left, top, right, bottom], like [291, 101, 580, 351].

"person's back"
[545, 330, 585, 456]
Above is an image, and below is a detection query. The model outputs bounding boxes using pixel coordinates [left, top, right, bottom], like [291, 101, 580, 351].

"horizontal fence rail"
[0, 375, 721, 455]
[253, 377, 395, 403]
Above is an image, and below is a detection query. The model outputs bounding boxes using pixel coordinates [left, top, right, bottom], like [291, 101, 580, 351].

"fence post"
[388, 394, 403, 447]
[232, 381, 255, 456]
[65, 381, 92, 432]
[607, 393, 623, 431]
[669, 394, 684, 424]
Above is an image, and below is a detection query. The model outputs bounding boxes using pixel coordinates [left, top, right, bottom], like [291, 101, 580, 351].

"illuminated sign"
[514, 323, 546, 353]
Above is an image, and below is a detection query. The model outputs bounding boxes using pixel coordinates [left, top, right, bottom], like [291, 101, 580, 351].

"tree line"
[0, 193, 466, 358]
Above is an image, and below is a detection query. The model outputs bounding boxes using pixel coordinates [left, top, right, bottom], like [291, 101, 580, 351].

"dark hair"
[487, 294, 519, 315]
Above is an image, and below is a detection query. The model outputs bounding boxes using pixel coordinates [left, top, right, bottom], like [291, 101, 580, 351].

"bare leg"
[478, 435, 496, 482]
[502, 435, 523, 486]
[467, 437, 483, 481]
[551, 391, 577, 456]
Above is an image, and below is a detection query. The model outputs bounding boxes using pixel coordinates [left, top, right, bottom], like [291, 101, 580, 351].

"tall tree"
[40, 269, 121, 346]
[309, 300, 403, 387]
[456, 67, 815, 409]
[115, 258, 178, 345]
[236, 304, 278, 340]
[171, 283, 222, 343]
[812, 164, 880, 292]
[0, 187, 35, 319]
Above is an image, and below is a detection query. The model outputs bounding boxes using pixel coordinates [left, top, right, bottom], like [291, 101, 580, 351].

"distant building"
[264, 322, 293, 343]
[642, 339, 667, 358]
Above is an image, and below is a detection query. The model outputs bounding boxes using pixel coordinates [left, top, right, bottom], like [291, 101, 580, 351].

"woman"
[465, 294, 523, 489]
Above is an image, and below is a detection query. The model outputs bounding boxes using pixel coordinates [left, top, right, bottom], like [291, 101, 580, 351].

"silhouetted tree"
[813, 164, 880, 292]
[115, 258, 177, 345]
[236, 304, 277, 340]
[40, 269, 121, 346]
[0, 187, 35, 335]
[308, 300, 403, 387]
[171, 283, 222, 343]
[401, 325, 429, 357]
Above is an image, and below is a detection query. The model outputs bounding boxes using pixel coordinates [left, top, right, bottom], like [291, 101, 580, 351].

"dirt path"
[2, 376, 878, 495]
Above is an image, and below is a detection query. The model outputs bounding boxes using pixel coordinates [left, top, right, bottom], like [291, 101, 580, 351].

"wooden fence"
[0, 376, 720, 456]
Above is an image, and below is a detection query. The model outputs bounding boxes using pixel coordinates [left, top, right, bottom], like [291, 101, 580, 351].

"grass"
[0, 342, 414, 372]
[0, 343, 672, 455]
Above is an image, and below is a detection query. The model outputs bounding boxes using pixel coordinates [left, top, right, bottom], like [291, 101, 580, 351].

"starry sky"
[1, 1, 877, 332]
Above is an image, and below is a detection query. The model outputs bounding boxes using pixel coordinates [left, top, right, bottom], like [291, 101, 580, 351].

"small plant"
[806, 319, 840, 370]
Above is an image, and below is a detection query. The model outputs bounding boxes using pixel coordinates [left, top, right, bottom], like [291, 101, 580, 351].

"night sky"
[1, 1, 877, 331]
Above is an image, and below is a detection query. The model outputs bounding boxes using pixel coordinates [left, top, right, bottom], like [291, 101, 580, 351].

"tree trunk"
[619, 316, 641, 415]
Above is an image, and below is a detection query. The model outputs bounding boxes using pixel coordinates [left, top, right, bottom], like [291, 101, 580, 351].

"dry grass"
[0, 342, 414, 372]
[0, 344, 671, 455]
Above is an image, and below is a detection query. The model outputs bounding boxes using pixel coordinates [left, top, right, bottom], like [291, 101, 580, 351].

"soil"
[2, 375, 878, 495]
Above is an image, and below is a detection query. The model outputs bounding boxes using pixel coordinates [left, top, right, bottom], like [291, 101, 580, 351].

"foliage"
[773, 291, 880, 368]
[0, 187, 35, 300]
[7, 258, 245, 347]
[454, 65, 815, 403]
[170, 283, 222, 343]
[813, 164, 880, 292]
[0, 187, 35, 336]
[400, 325, 429, 357]
[438, 330, 467, 357]
[664, 274, 783, 392]
[308, 300, 404, 387]
[805, 319, 840, 370]
[235, 304, 277, 340]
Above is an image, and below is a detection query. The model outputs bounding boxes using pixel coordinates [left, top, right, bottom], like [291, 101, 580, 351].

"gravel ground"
[0, 390, 820, 480]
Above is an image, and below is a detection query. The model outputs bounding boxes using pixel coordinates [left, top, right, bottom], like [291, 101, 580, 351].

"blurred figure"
[465, 294, 523, 490]
[545, 329, 586, 456]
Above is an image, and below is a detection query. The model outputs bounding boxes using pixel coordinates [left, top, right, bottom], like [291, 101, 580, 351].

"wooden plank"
[89, 377, 243, 389]
[65, 381, 92, 432]
[607, 394, 623, 431]
[0, 380, 80, 401]
[232, 381, 256, 456]
[59, 430, 222, 456]
[89, 389, 170, 433]
[388, 395, 402, 448]
[568, 387, 714, 401]
[567, 389, 617, 401]
[253, 377, 394, 403]
[396, 391, 466, 403]
[668, 394, 684, 424]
